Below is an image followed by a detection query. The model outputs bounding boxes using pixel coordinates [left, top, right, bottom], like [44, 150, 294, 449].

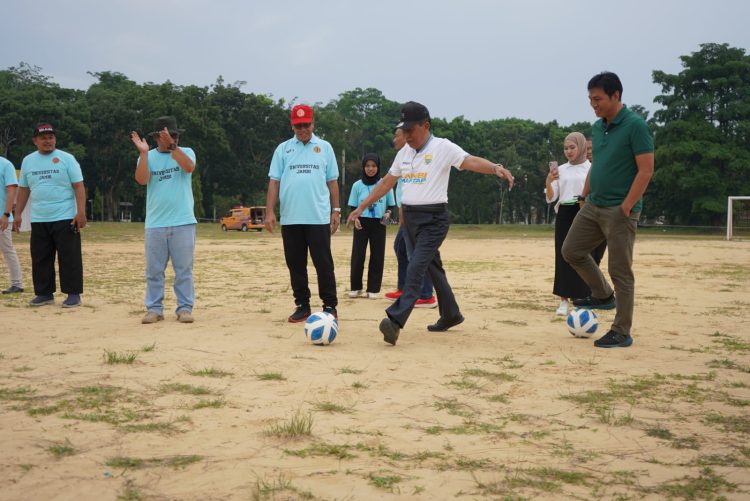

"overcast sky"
[2, 0, 748, 126]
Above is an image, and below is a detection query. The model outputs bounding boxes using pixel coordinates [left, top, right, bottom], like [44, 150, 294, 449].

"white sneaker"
[556, 300, 569, 316]
[367, 292, 380, 299]
[348, 290, 363, 298]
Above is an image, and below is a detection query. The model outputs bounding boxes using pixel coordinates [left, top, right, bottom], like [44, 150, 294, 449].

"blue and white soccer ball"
[566, 308, 599, 338]
[304, 311, 339, 345]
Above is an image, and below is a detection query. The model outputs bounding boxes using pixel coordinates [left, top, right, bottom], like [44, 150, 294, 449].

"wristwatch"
[332, 208, 341, 213]
[2, 212, 10, 218]
[168, 143, 177, 151]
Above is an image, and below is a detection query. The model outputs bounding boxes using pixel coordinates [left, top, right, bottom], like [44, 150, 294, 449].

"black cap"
[33, 123, 55, 136]
[396, 101, 430, 130]
[150, 116, 184, 136]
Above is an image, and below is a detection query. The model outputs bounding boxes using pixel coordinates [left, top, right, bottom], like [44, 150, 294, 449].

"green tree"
[651, 43, 750, 224]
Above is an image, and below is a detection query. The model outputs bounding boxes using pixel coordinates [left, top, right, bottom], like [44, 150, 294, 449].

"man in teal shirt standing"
[0, 156, 24, 294]
[131, 116, 197, 324]
[14, 123, 86, 307]
[562, 72, 654, 348]
[265, 104, 340, 323]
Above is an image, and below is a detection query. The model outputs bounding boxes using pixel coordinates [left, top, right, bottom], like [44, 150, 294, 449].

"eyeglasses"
[292, 123, 312, 129]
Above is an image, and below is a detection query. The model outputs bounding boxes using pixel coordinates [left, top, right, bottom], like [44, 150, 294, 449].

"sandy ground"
[1, 225, 749, 500]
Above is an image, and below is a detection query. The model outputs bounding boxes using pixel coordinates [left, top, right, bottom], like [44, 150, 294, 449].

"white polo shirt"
[388, 135, 469, 205]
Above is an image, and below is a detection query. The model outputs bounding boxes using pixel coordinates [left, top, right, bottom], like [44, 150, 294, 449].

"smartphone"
[549, 161, 559, 175]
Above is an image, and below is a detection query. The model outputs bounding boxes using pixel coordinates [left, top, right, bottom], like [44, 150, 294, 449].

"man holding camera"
[131, 116, 197, 324]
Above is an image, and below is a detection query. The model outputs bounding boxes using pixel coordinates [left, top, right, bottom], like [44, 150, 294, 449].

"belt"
[402, 203, 448, 213]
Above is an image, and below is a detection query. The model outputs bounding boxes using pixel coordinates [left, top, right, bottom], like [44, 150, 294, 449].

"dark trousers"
[386, 206, 459, 328]
[281, 224, 337, 308]
[554, 204, 607, 298]
[350, 217, 386, 293]
[30, 220, 83, 296]
[395, 224, 433, 298]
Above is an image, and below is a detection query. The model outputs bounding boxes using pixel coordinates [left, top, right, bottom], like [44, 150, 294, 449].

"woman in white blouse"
[545, 132, 605, 316]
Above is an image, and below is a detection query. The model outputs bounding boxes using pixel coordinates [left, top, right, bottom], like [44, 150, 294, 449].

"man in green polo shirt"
[562, 72, 654, 348]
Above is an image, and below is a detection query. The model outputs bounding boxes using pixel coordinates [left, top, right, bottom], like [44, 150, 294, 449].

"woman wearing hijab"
[348, 153, 396, 299]
[545, 132, 601, 316]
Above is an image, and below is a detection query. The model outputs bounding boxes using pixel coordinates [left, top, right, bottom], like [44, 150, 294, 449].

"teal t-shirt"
[0, 156, 18, 223]
[589, 106, 654, 213]
[144, 147, 198, 229]
[348, 179, 395, 219]
[268, 134, 338, 225]
[19, 149, 83, 222]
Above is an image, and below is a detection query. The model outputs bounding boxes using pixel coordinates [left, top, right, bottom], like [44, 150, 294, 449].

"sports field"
[1, 223, 748, 500]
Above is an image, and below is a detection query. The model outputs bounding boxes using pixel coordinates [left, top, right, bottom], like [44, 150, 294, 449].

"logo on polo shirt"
[424, 154, 433, 165]
[313, 146, 321, 153]
[52, 157, 60, 164]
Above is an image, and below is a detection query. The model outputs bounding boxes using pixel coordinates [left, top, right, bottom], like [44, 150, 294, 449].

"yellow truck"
[220, 206, 266, 232]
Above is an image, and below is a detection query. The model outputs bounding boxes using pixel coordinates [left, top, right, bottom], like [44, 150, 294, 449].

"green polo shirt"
[589, 105, 654, 213]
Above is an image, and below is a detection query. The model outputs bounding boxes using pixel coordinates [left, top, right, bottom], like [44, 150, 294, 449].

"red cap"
[290, 104, 314, 125]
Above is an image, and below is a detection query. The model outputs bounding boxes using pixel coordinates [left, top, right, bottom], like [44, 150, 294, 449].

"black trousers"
[30, 220, 83, 296]
[554, 204, 606, 298]
[386, 205, 459, 328]
[281, 224, 337, 308]
[350, 217, 386, 293]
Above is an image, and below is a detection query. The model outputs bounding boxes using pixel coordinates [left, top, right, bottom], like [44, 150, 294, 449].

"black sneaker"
[427, 314, 465, 332]
[288, 304, 311, 323]
[29, 295, 54, 307]
[379, 317, 400, 346]
[323, 305, 338, 319]
[572, 293, 616, 310]
[2, 285, 24, 294]
[594, 330, 633, 348]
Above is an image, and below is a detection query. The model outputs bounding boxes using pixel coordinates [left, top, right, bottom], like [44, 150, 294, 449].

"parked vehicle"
[220, 206, 266, 232]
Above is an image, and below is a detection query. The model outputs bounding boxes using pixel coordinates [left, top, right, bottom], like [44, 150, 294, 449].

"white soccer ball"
[566, 308, 599, 338]
[304, 311, 339, 345]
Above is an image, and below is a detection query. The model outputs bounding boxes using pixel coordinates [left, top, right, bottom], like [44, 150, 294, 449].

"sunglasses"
[292, 123, 312, 129]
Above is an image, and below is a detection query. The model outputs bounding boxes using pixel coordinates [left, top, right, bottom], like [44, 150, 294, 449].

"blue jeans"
[145, 224, 196, 314]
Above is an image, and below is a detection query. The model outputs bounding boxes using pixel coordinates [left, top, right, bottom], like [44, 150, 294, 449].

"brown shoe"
[142, 311, 164, 324]
[177, 311, 194, 323]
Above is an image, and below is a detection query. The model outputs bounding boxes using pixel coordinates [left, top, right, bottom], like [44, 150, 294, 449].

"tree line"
[1, 43, 748, 225]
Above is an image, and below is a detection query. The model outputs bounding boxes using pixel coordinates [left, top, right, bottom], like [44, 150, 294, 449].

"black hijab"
[361, 153, 380, 186]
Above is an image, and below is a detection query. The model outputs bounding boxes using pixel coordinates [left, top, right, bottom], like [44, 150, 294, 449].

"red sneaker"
[384, 289, 402, 301]
[415, 296, 437, 308]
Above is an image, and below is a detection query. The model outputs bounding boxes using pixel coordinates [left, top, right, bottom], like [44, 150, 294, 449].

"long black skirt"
[553, 204, 607, 299]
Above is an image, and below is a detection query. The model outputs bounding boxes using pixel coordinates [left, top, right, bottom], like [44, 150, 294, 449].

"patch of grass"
[117, 480, 143, 501]
[159, 383, 213, 395]
[285, 442, 356, 460]
[454, 456, 492, 470]
[255, 372, 286, 381]
[710, 332, 750, 352]
[368, 472, 403, 492]
[652, 467, 736, 500]
[250, 473, 313, 501]
[434, 397, 474, 417]
[704, 413, 750, 434]
[186, 367, 233, 378]
[106, 456, 145, 469]
[141, 343, 156, 352]
[485, 394, 510, 403]
[47, 439, 76, 458]
[264, 410, 314, 438]
[0, 386, 35, 401]
[119, 421, 181, 435]
[351, 381, 368, 390]
[313, 401, 351, 413]
[708, 358, 750, 373]
[192, 398, 225, 409]
[695, 454, 748, 467]
[338, 366, 363, 375]
[104, 350, 137, 365]
[446, 377, 484, 391]
[12, 366, 33, 373]
[646, 426, 673, 440]
[671, 435, 701, 450]
[461, 367, 517, 382]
